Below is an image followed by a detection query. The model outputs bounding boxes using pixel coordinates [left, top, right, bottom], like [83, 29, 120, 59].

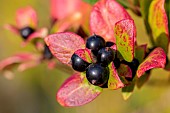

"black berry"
[97, 47, 115, 66]
[86, 63, 109, 86]
[20, 26, 35, 40]
[43, 44, 53, 59]
[71, 54, 90, 72]
[106, 41, 115, 47]
[86, 34, 105, 52]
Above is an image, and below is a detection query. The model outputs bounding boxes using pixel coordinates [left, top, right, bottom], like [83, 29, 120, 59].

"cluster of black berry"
[71, 34, 117, 87]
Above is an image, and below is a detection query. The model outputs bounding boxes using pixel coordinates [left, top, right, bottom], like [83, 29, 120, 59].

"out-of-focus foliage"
[0, 0, 170, 112]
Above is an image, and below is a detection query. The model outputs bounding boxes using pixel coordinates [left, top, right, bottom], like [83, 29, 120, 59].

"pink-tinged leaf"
[137, 47, 166, 78]
[21, 28, 48, 46]
[148, 0, 169, 53]
[4, 24, 19, 35]
[44, 32, 85, 65]
[118, 64, 132, 78]
[115, 19, 135, 62]
[57, 73, 102, 107]
[16, 6, 37, 28]
[17, 60, 40, 71]
[0, 53, 39, 71]
[74, 49, 92, 63]
[117, 63, 132, 85]
[50, 0, 90, 20]
[51, 12, 82, 33]
[135, 44, 147, 63]
[108, 62, 124, 90]
[122, 83, 135, 100]
[51, 0, 81, 20]
[90, 0, 131, 42]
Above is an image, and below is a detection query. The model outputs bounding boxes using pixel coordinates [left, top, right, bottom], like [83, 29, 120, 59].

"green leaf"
[122, 83, 135, 100]
[140, 0, 152, 22]
[83, 0, 98, 5]
[108, 62, 124, 90]
[136, 72, 151, 89]
[116, 0, 141, 16]
[139, 0, 153, 44]
[116, 0, 129, 8]
[165, 0, 170, 34]
[135, 44, 147, 63]
[115, 19, 135, 62]
[148, 0, 169, 53]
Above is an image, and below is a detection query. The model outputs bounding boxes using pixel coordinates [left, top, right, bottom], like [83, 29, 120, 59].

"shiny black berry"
[106, 41, 115, 47]
[43, 44, 53, 60]
[71, 54, 90, 72]
[86, 34, 105, 53]
[86, 63, 109, 86]
[20, 26, 35, 40]
[97, 47, 115, 66]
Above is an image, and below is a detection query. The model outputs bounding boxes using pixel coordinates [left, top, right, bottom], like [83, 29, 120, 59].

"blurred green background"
[0, 0, 170, 113]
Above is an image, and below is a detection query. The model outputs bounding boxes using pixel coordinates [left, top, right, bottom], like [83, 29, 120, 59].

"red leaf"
[90, 0, 131, 42]
[118, 64, 132, 78]
[17, 60, 40, 71]
[51, 0, 81, 20]
[16, 6, 37, 29]
[44, 32, 85, 65]
[4, 24, 19, 35]
[50, 0, 91, 20]
[115, 19, 135, 62]
[0, 53, 40, 71]
[57, 73, 102, 107]
[137, 47, 166, 78]
[51, 13, 83, 33]
[108, 62, 124, 89]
